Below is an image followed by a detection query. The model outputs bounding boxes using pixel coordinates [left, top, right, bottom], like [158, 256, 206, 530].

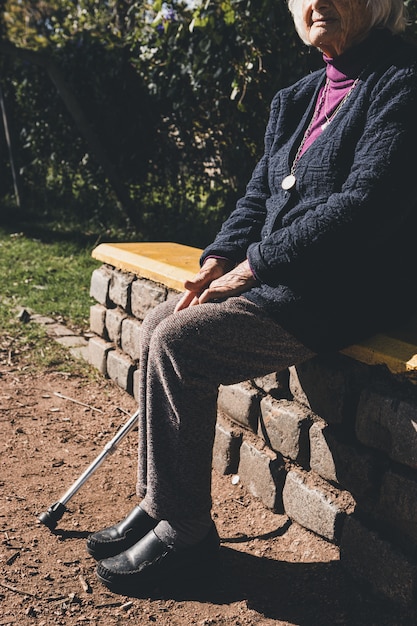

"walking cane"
[38, 409, 139, 530]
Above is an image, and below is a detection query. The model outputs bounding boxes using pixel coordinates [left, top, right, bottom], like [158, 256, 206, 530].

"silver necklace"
[281, 76, 360, 191]
[321, 75, 361, 131]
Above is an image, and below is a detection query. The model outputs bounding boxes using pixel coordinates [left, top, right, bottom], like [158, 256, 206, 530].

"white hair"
[287, 0, 408, 46]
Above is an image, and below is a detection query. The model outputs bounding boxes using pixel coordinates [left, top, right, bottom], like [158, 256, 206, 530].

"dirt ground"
[1, 358, 417, 625]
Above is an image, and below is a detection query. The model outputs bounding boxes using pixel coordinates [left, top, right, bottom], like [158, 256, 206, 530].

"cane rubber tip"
[38, 502, 66, 530]
[38, 510, 57, 530]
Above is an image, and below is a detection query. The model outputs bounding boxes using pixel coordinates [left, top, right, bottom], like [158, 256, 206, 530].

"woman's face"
[301, 0, 372, 57]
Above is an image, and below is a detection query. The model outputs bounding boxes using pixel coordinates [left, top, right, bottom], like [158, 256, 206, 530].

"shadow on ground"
[107, 544, 417, 626]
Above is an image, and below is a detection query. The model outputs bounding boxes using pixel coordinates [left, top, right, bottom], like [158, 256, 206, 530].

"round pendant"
[281, 174, 296, 190]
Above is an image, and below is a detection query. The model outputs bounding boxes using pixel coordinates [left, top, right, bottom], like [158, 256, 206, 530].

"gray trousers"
[137, 295, 313, 523]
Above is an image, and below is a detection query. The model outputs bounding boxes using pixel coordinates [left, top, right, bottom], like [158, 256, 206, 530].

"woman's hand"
[174, 258, 257, 312]
[198, 259, 257, 303]
[174, 257, 233, 311]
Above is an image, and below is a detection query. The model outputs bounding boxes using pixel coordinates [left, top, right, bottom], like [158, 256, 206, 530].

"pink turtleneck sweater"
[300, 49, 366, 157]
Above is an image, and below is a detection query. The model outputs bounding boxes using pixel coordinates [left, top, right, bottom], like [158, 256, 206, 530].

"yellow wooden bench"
[92, 242, 417, 374]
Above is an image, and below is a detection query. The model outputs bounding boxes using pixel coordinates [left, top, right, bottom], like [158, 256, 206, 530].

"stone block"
[356, 388, 417, 469]
[309, 421, 379, 504]
[55, 335, 89, 349]
[213, 414, 242, 475]
[105, 307, 127, 347]
[131, 279, 167, 321]
[167, 289, 180, 301]
[237, 440, 285, 511]
[252, 370, 291, 398]
[90, 265, 112, 305]
[31, 314, 56, 325]
[288, 366, 310, 409]
[133, 368, 140, 402]
[121, 317, 142, 362]
[289, 354, 366, 425]
[341, 515, 417, 607]
[217, 381, 261, 431]
[379, 469, 417, 546]
[109, 270, 135, 311]
[45, 323, 73, 337]
[309, 419, 337, 482]
[282, 468, 355, 542]
[106, 349, 135, 394]
[259, 397, 311, 464]
[89, 304, 107, 338]
[70, 345, 90, 361]
[88, 336, 114, 376]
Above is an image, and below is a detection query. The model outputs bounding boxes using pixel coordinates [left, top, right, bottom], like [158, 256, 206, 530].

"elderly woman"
[89, 0, 417, 592]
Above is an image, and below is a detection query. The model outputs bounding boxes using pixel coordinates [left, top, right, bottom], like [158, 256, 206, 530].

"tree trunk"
[0, 81, 21, 208]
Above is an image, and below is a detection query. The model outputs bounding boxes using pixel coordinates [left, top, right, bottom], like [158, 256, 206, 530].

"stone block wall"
[89, 263, 417, 607]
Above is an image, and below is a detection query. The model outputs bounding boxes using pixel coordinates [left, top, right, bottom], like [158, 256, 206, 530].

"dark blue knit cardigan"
[201, 30, 417, 352]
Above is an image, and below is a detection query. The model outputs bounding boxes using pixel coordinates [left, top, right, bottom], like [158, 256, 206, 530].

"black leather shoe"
[96, 523, 220, 593]
[86, 505, 157, 560]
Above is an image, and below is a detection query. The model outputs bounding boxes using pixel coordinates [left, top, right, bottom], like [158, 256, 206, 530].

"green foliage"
[0, 0, 310, 243]
[1, 1, 416, 245]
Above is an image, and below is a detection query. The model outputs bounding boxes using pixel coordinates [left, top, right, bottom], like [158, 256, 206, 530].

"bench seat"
[92, 242, 417, 374]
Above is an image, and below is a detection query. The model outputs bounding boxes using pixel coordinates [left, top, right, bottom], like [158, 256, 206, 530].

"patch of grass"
[0, 228, 101, 374]
[0, 230, 98, 326]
